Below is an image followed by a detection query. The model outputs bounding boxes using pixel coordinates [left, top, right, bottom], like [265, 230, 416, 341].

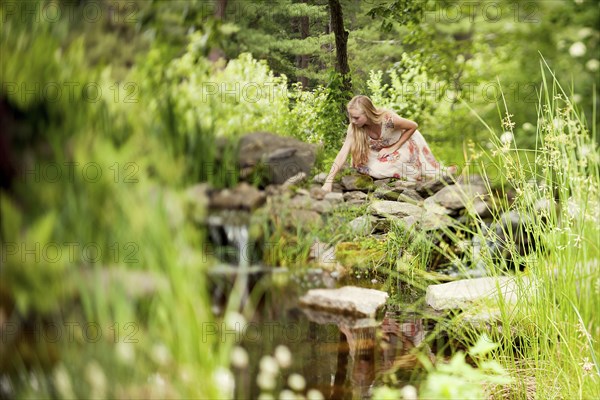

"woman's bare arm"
[322, 131, 353, 191]
[380, 113, 418, 155]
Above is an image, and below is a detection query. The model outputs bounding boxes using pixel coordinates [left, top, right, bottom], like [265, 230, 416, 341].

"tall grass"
[451, 63, 600, 398]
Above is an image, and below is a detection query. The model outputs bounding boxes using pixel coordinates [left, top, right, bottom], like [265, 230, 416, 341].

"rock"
[324, 192, 344, 203]
[309, 186, 326, 200]
[343, 191, 368, 202]
[374, 180, 392, 189]
[401, 215, 419, 229]
[369, 200, 423, 218]
[309, 240, 336, 268]
[289, 194, 311, 209]
[431, 183, 488, 210]
[349, 215, 377, 235]
[342, 174, 375, 192]
[398, 189, 424, 204]
[472, 199, 492, 218]
[419, 211, 455, 231]
[392, 180, 418, 191]
[312, 172, 328, 184]
[310, 200, 334, 214]
[301, 308, 380, 330]
[423, 197, 453, 215]
[299, 286, 388, 317]
[373, 186, 401, 201]
[281, 172, 307, 188]
[238, 132, 317, 185]
[184, 183, 211, 223]
[287, 209, 323, 228]
[416, 177, 452, 196]
[210, 182, 266, 211]
[425, 277, 524, 311]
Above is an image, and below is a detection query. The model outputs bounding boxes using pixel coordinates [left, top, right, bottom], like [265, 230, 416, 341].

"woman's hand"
[321, 181, 333, 192]
[377, 147, 397, 160]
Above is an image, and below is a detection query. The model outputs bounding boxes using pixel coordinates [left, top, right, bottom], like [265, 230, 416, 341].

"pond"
[208, 267, 446, 400]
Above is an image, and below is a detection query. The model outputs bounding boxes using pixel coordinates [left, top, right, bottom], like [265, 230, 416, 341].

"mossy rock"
[341, 174, 375, 192]
[335, 241, 386, 269]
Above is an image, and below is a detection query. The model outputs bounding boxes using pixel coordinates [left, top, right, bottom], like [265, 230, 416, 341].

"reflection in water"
[226, 273, 436, 400]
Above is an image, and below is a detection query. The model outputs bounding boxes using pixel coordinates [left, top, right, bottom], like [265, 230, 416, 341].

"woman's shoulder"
[380, 109, 398, 130]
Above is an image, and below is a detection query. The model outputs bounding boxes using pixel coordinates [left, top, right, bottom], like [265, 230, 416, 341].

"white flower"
[231, 346, 249, 369]
[259, 355, 279, 375]
[225, 311, 247, 333]
[53, 366, 76, 399]
[116, 342, 135, 365]
[151, 343, 171, 366]
[279, 389, 296, 400]
[274, 345, 292, 368]
[401, 385, 418, 400]
[307, 389, 325, 400]
[522, 122, 535, 132]
[573, 94, 582, 104]
[256, 371, 276, 390]
[288, 373, 306, 391]
[85, 361, 107, 399]
[577, 27, 593, 39]
[500, 131, 513, 144]
[569, 42, 586, 57]
[213, 367, 235, 398]
[586, 59, 599, 72]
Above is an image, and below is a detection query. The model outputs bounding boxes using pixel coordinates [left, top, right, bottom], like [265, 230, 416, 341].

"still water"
[209, 269, 440, 400]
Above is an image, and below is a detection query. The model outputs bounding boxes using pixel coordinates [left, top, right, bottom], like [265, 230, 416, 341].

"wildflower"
[502, 113, 515, 130]
[577, 322, 593, 342]
[586, 59, 599, 72]
[307, 389, 325, 400]
[500, 131, 513, 144]
[231, 346, 249, 369]
[569, 42, 586, 57]
[274, 345, 292, 368]
[288, 373, 306, 391]
[581, 358, 594, 377]
[259, 355, 279, 375]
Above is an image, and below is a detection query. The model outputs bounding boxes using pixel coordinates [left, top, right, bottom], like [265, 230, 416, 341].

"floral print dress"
[356, 112, 448, 181]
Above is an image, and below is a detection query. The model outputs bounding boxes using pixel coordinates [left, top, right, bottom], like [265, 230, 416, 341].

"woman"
[321, 95, 455, 192]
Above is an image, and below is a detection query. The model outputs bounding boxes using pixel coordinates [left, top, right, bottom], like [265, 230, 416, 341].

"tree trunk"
[328, 0, 351, 93]
[208, 0, 228, 63]
[296, 9, 310, 88]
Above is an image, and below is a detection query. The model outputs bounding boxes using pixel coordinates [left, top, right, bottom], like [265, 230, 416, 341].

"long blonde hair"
[347, 95, 387, 167]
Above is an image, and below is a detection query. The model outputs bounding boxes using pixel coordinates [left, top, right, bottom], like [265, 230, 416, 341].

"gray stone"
[312, 172, 328, 184]
[343, 191, 368, 202]
[309, 186, 326, 200]
[374, 186, 401, 201]
[210, 182, 266, 211]
[425, 277, 524, 311]
[416, 177, 452, 196]
[398, 189, 424, 203]
[309, 240, 337, 268]
[369, 200, 423, 218]
[392, 180, 418, 191]
[423, 197, 453, 215]
[419, 211, 455, 231]
[238, 132, 317, 185]
[349, 215, 377, 235]
[299, 286, 388, 317]
[341, 174, 375, 192]
[431, 184, 488, 210]
[324, 192, 344, 203]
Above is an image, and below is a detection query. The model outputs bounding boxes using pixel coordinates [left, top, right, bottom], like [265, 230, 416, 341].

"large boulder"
[238, 132, 317, 185]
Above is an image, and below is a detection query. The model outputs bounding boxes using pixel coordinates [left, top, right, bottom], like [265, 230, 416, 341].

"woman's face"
[349, 108, 368, 128]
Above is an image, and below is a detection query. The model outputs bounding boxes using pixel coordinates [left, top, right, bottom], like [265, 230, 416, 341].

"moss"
[335, 240, 386, 270]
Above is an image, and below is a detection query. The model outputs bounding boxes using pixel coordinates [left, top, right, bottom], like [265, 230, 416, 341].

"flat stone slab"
[299, 286, 388, 317]
[426, 277, 524, 311]
[368, 200, 423, 217]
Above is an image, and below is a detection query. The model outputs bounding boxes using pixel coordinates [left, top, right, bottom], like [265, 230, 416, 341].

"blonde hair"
[347, 95, 387, 167]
